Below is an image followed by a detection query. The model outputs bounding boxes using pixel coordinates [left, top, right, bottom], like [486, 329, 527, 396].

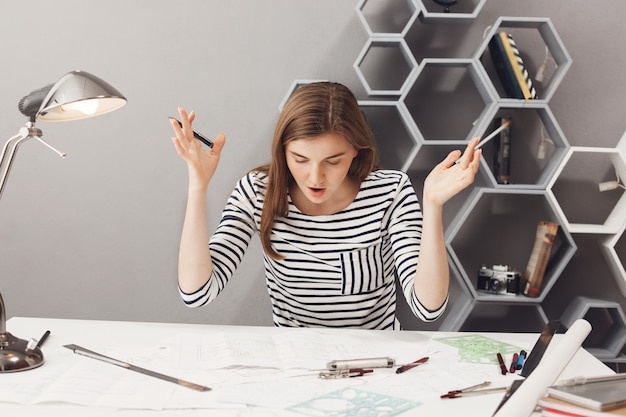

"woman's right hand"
[170, 107, 226, 191]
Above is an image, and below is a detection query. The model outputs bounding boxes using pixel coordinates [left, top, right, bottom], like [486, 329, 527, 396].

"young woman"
[171, 81, 481, 329]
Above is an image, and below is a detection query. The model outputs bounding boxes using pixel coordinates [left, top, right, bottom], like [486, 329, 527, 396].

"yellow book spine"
[499, 32, 532, 101]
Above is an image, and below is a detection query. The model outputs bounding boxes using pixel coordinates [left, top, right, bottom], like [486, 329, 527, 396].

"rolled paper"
[493, 319, 592, 417]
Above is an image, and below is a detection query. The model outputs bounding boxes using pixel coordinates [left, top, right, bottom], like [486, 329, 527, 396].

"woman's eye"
[326, 160, 340, 166]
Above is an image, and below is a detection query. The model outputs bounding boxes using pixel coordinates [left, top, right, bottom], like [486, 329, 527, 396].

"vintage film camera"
[476, 264, 521, 295]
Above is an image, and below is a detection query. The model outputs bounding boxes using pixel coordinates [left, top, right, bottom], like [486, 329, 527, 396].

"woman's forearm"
[178, 188, 213, 294]
[413, 200, 450, 310]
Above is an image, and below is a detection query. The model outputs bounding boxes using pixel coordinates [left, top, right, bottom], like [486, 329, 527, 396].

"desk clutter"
[0, 317, 616, 417]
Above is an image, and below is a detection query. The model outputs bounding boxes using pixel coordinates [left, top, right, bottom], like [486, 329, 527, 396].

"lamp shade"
[34, 70, 126, 122]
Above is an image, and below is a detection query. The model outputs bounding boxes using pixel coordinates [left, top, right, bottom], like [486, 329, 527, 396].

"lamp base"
[0, 331, 44, 372]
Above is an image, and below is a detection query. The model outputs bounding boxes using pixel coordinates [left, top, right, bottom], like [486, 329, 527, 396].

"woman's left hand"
[423, 137, 481, 207]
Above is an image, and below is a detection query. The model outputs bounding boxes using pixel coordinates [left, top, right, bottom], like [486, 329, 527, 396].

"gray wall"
[1, 1, 625, 330]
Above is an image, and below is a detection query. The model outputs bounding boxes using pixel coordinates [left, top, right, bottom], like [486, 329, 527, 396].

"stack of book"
[538, 375, 626, 416]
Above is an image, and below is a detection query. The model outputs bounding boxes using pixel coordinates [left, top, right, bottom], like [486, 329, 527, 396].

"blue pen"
[516, 350, 527, 370]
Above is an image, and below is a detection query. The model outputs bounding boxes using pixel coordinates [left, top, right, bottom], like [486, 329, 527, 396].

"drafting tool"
[396, 356, 429, 374]
[441, 381, 509, 399]
[64, 344, 211, 392]
[319, 368, 374, 379]
[326, 356, 395, 370]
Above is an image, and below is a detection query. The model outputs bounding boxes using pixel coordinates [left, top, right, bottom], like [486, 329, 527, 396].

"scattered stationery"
[509, 353, 519, 373]
[319, 368, 374, 379]
[497, 353, 508, 375]
[64, 344, 211, 392]
[326, 356, 395, 370]
[440, 381, 509, 399]
[36, 330, 51, 348]
[396, 356, 429, 374]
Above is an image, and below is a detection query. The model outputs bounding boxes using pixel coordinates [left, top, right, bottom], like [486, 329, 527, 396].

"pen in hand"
[169, 116, 214, 148]
[396, 356, 429, 374]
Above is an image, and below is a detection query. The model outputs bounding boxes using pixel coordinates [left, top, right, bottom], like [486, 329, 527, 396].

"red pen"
[496, 353, 508, 375]
[509, 353, 518, 373]
[396, 357, 429, 374]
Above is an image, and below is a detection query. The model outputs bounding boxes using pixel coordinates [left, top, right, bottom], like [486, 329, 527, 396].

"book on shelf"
[493, 116, 512, 184]
[521, 221, 559, 297]
[488, 31, 538, 100]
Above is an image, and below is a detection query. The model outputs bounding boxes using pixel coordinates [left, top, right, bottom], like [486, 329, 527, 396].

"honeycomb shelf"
[346, 4, 626, 334]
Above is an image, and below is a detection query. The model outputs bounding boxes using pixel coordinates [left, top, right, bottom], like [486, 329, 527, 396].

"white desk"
[0, 317, 614, 416]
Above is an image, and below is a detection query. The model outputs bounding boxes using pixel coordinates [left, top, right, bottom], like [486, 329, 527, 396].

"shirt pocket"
[339, 241, 386, 295]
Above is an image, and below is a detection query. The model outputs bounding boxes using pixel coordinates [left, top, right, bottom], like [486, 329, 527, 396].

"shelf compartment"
[561, 296, 626, 360]
[473, 17, 572, 103]
[459, 301, 548, 333]
[479, 103, 569, 190]
[355, 0, 420, 38]
[358, 99, 419, 172]
[400, 58, 497, 144]
[417, 0, 486, 24]
[548, 146, 626, 234]
[446, 187, 577, 303]
[354, 37, 418, 97]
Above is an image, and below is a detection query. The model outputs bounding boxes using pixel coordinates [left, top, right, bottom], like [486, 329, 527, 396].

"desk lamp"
[0, 70, 126, 372]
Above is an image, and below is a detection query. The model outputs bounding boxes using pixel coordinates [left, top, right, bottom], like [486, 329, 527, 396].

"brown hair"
[255, 81, 379, 259]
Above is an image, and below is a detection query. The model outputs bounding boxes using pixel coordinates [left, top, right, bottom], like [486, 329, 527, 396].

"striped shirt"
[179, 169, 447, 329]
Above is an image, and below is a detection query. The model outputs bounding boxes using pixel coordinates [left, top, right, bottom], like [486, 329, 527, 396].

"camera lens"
[489, 279, 502, 292]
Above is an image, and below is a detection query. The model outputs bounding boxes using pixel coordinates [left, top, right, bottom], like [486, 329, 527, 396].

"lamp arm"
[0, 124, 67, 201]
[0, 130, 32, 201]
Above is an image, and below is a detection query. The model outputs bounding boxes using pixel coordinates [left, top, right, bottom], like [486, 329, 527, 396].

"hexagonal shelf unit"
[358, 99, 419, 172]
[479, 102, 569, 190]
[561, 296, 626, 360]
[400, 58, 497, 144]
[355, 37, 418, 97]
[278, 79, 327, 112]
[417, 0, 486, 24]
[446, 187, 577, 304]
[474, 17, 572, 103]
[548, 146, 626, 234]
[355, 0, 420, 38]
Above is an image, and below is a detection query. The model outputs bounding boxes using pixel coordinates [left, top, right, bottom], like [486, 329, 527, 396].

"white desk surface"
[0, 317, 614, 416]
